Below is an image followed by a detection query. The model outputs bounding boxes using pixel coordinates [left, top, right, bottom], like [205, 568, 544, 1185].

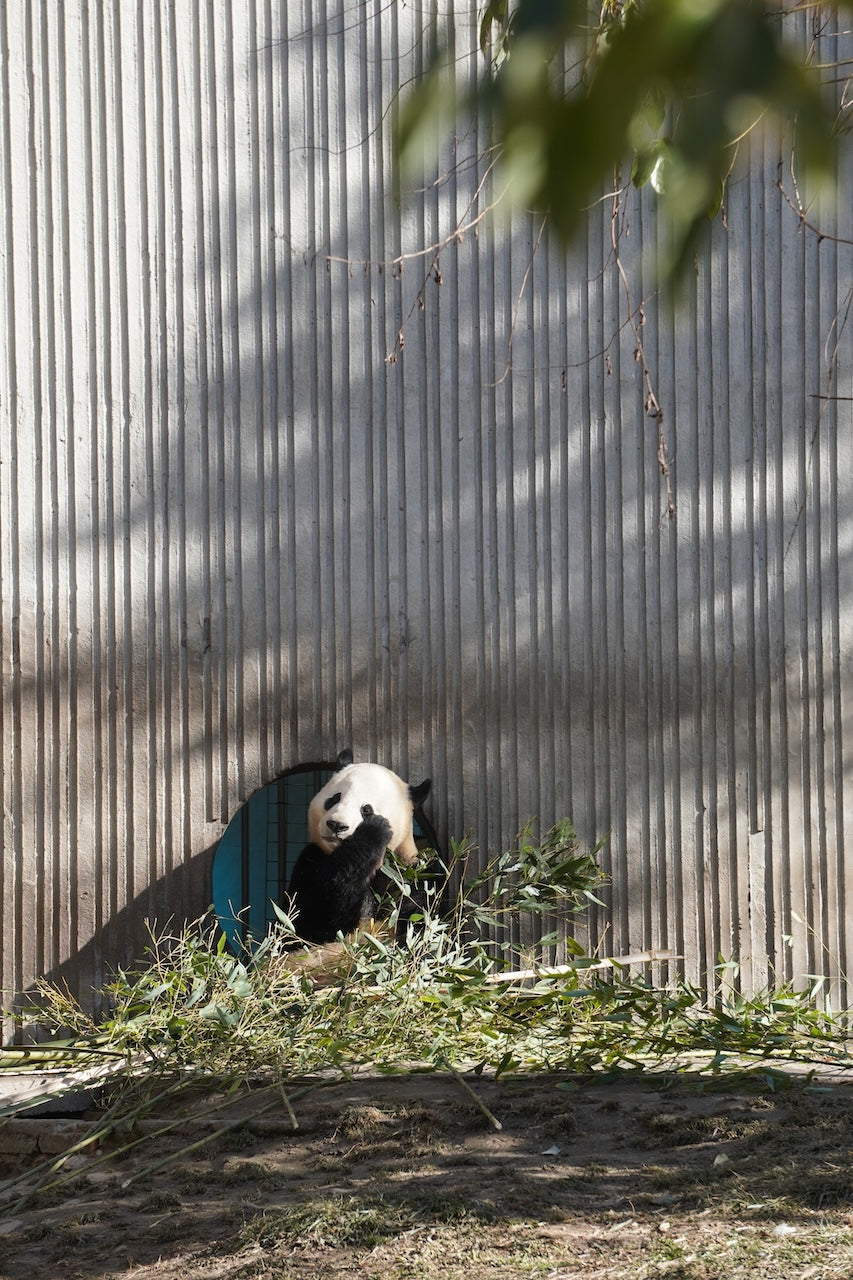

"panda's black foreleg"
[324, 812, 392, 930]
[288, 813, 392, 944]
[327, 812, 392, 882]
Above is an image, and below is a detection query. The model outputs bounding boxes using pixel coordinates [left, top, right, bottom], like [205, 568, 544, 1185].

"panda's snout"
[326, 818, 348, 837]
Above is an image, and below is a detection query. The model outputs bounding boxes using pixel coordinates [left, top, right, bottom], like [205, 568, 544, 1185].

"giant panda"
[286, 749, 432, 945]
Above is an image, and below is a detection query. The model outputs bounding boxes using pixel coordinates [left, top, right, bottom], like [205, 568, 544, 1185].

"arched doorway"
[212, 761, 439, 949]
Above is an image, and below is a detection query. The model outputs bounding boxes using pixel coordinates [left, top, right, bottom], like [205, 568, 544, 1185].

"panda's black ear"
[335, 748, 354, 770]
[409, 778, 431, 807]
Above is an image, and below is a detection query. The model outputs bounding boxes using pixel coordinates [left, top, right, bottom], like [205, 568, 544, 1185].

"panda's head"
[308, 749, 432, 866]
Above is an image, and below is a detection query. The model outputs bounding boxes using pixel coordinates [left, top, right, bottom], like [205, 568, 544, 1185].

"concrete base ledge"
[0, 1117, 94, 1155]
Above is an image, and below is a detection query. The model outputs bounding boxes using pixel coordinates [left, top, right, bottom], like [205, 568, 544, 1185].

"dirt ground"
[1, 1066, 852, 1280]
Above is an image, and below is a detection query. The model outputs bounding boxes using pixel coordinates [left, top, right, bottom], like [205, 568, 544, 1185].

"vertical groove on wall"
[0, 4, 19, 1009]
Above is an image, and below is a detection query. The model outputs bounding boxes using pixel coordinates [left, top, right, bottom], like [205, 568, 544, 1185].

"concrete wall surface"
[0, 1, 851, 1027]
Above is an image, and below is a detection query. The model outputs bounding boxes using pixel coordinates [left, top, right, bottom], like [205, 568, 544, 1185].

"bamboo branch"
[483, 949, 679, 985]
[439, 1058, 503, 1131]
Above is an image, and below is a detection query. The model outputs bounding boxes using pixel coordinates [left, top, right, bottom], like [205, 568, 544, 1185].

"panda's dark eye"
[324, 793, 342, 811]
[361, 804, 374, 818]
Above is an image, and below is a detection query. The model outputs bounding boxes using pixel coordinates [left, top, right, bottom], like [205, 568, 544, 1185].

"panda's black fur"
[287, 811, 393, 944]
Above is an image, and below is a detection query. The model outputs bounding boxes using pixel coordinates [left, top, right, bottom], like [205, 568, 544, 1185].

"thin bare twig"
[777, 176, 853, 246]
[610, 188, 677, 520]
[492, 217, 549, 387]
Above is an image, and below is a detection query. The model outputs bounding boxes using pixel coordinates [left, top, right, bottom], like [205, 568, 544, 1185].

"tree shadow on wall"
[10, 843, 219, 1043]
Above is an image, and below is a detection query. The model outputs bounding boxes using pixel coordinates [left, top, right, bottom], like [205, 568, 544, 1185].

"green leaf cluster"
[399, 0, 839, 274]
[12, 819, 850, 1090]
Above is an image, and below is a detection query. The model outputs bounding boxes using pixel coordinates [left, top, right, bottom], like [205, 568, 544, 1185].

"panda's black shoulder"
[288, 842, 329, 890]
[293, 841, 326, 865]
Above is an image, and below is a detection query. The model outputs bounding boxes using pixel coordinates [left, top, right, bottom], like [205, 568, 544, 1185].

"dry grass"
[2, 1069, 853, 1280]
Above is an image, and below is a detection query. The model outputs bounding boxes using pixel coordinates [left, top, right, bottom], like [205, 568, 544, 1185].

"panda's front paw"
[358, 812, 392, 847]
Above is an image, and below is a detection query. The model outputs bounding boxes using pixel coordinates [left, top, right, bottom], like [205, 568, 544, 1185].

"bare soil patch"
[1, 1068, 852, 1280]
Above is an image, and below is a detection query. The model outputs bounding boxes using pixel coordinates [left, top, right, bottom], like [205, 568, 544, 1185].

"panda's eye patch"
[323, 793, 342, 811]
[361, 804, 374, 818]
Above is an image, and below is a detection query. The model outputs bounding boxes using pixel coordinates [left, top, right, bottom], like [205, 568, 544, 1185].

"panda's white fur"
[308, 751, 431, 867]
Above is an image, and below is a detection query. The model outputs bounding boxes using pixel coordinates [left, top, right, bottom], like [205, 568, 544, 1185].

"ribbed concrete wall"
[1, 1, 851, 1027]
